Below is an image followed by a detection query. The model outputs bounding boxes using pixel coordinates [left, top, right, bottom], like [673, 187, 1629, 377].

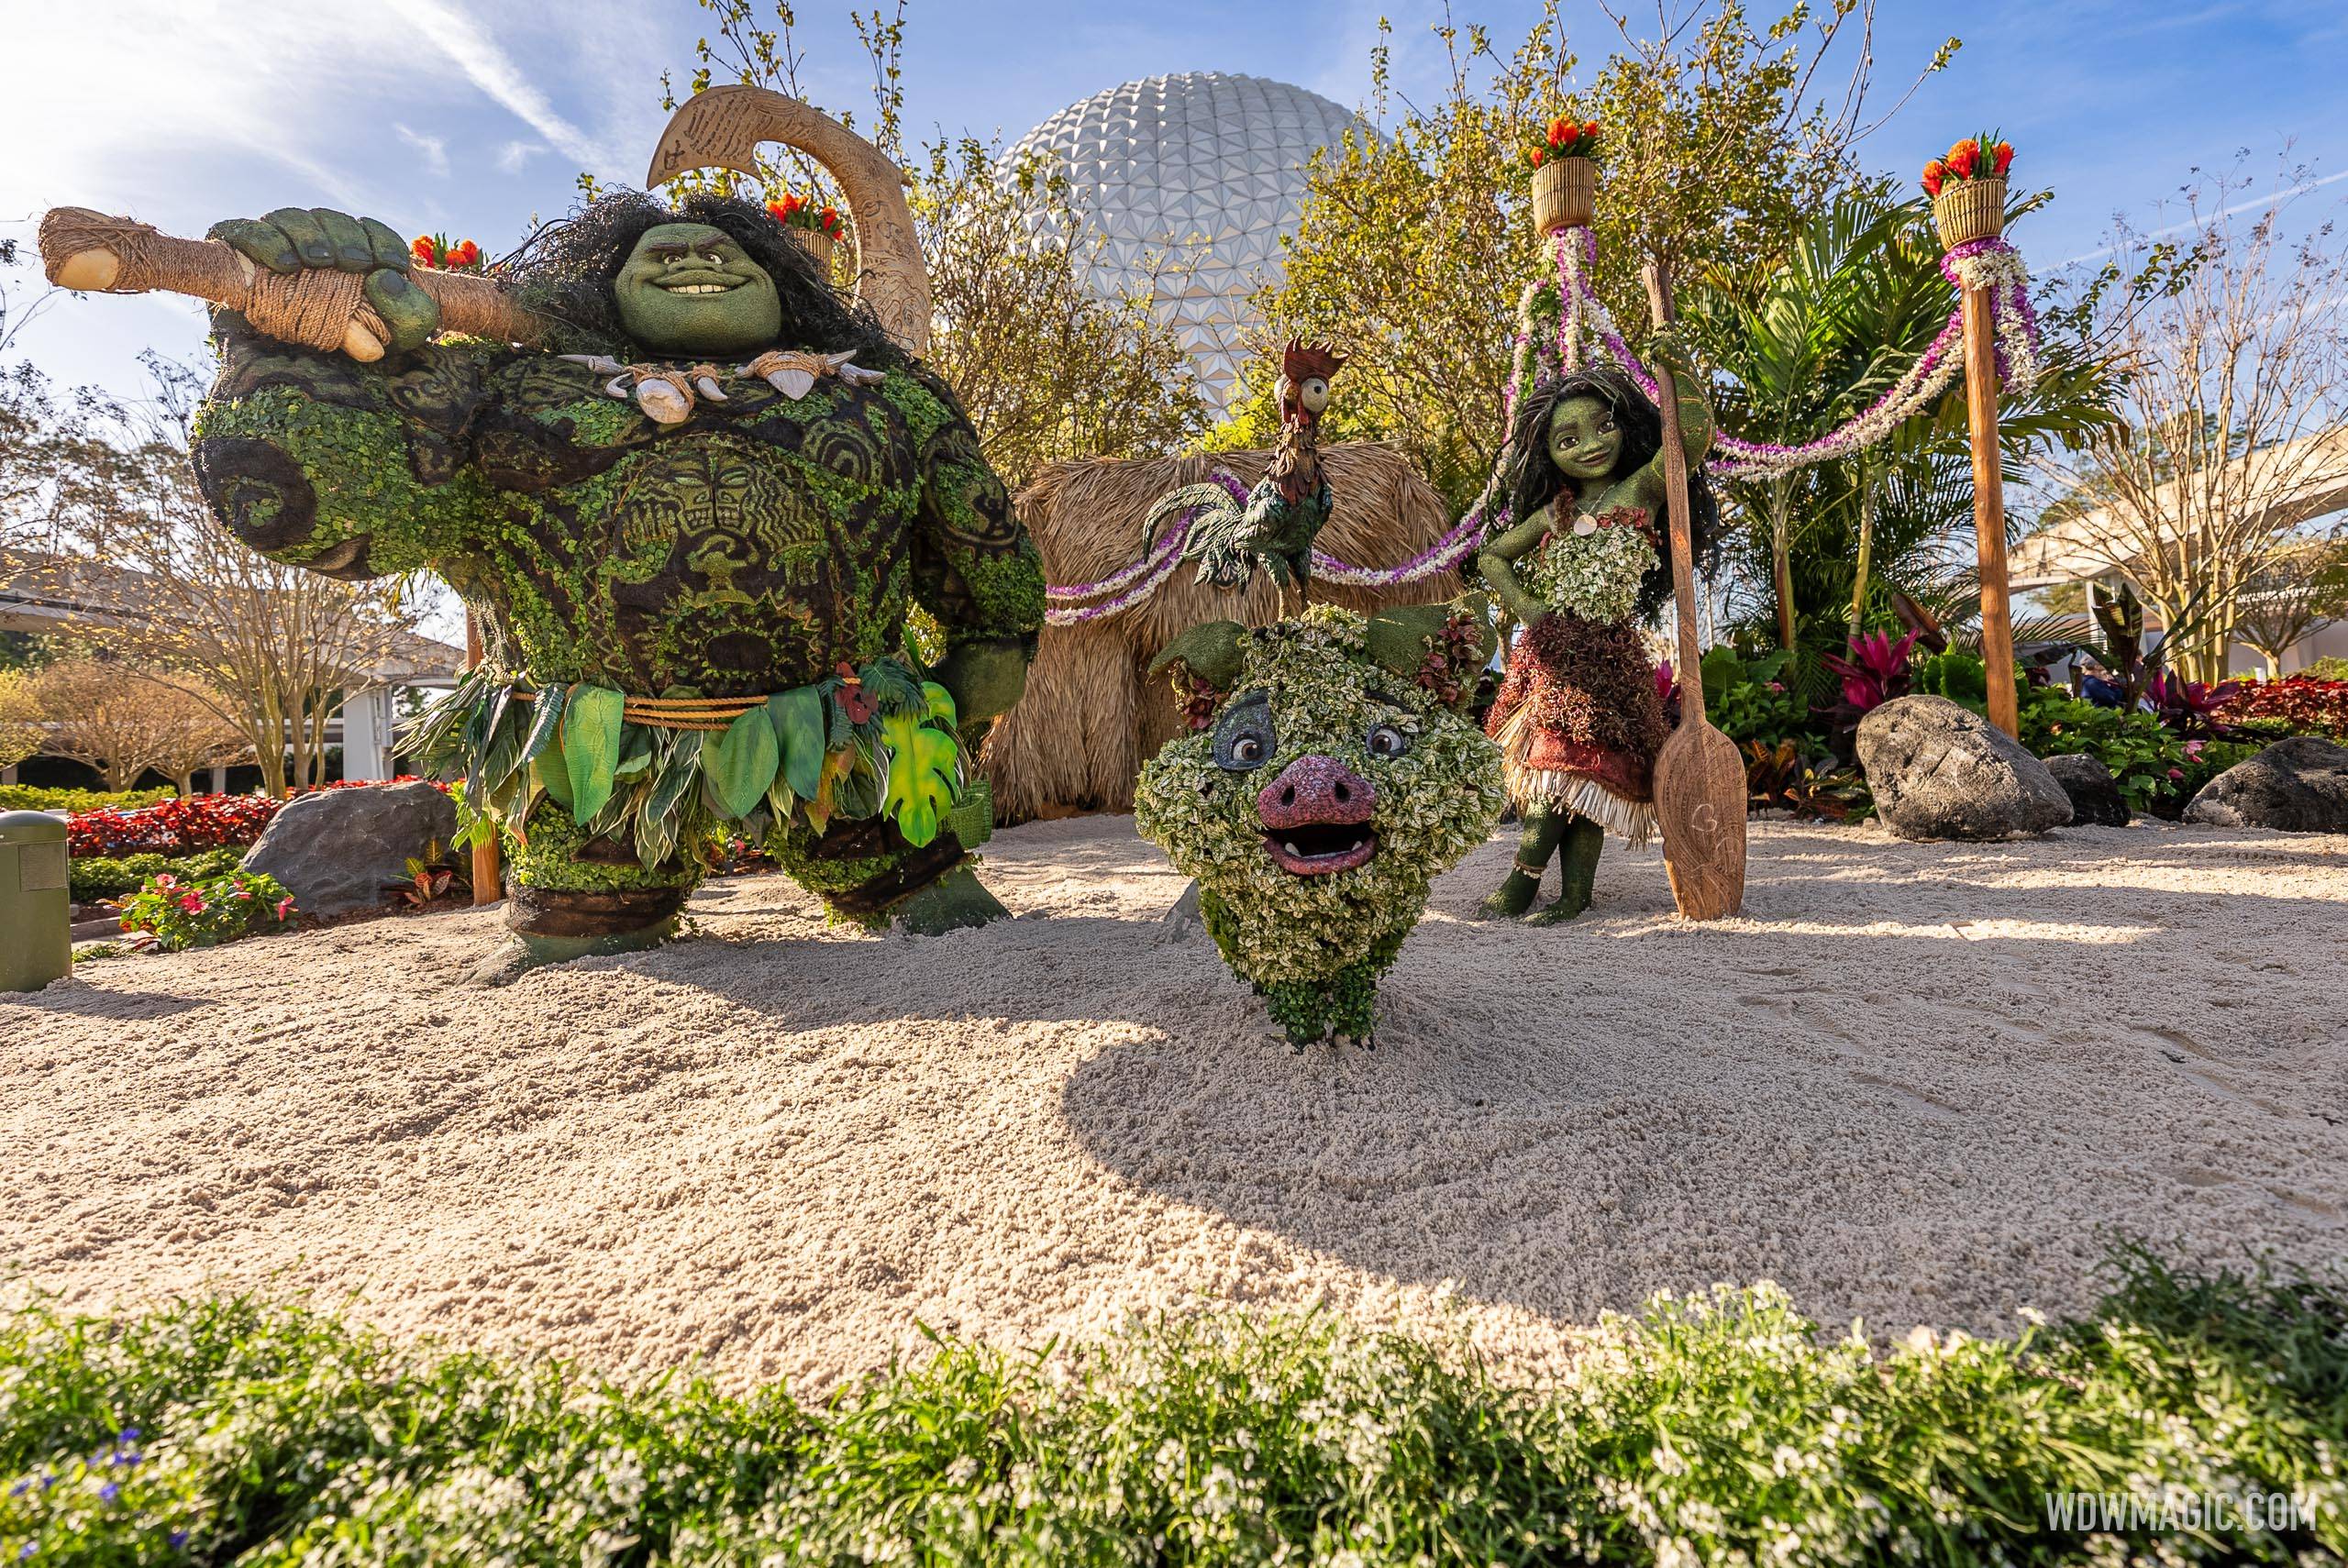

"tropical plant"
[117, 867, 294, 951]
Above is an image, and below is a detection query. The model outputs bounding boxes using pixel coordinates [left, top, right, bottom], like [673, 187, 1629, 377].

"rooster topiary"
[1141, 340, 1347, 602]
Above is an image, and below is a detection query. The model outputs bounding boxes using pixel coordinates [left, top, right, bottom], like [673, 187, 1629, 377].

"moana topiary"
[1472, 358, 1715, 923]
[1135, 602, 1506, 1046]
[157, 92, 1043, 972]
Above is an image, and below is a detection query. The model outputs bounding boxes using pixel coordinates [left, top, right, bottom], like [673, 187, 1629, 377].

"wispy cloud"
[2057, 166, 2348, 268]
[496, 139, 547, 175]
[395, 125, 453, 179]
[383, 0, 609, 173]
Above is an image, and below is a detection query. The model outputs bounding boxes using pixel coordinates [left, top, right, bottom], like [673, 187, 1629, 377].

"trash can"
[0, 810, 72, 992]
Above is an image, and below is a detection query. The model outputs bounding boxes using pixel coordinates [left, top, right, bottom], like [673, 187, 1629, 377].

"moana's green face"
[613, 223, 782, 356]
[1547, 394, 1623, 480]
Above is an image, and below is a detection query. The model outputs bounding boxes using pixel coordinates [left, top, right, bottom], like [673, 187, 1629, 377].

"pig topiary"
[1135, 602, 1507, 1046]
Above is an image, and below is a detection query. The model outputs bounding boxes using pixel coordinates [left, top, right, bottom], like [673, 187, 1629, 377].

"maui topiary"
[184, 182, 1041, 973]
[1135, 602, 1506, 1046]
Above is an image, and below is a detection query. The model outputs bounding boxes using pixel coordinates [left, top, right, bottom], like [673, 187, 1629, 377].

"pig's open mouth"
[1262, 822, 1379, 876]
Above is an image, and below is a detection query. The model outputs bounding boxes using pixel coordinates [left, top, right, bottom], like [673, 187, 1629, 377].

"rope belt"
[512, 689, 765, 733]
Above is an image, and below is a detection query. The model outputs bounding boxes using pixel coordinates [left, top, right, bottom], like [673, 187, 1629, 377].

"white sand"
[3, 816, 2343, 1391]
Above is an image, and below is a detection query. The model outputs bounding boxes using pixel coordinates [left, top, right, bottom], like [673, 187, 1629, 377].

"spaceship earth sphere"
[1008, 72, 1371, 414]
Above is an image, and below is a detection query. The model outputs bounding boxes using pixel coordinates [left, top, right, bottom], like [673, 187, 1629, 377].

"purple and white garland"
[1043, 226, 2041, 620]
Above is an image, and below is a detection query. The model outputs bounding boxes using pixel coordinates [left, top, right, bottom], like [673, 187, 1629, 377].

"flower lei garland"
[1546, 226, 2045, 481]
[1045, 217, 2043, 619]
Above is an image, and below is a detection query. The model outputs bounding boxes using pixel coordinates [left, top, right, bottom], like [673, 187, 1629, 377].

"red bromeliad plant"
[1525, 116, 1601, 172]
[411, 234, 482, 271]
[1922, 133, 2013, 197]
[1821, 630, 1919, 714]
[2144, 670, 2242, 740]
[767, 193, 845, 240]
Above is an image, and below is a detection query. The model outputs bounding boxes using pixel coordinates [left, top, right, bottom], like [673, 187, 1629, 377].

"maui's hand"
[207, 208, 439, 352]
[932, 635, 1032, 729]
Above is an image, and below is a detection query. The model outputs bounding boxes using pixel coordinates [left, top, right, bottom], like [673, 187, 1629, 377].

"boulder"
[2183, 736, 2348, 834]
[241, 781, 458, 917]
[2043, 752, 2132, 827]
[1856, 695, 2073, 841]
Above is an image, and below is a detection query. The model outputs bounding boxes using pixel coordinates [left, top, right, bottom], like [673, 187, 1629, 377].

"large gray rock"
[1856, 695, 2074, 841]
[2043, 752, 2132, 827]
[241, 781, 458, 917]
[2183, 736, 2348, 834]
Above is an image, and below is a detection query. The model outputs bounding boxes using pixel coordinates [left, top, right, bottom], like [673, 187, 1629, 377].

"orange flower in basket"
[1993, 140, 2014, 175]
[819, 204, 840, 234]
[410, 236, 434, 264]
[1529, 147, 1545, 169]
[1922, 159, 1946, 197]
[1947, 142, 1979, 179]
[1548, 116, 1577, 148]
[1581, 120, 1600, 141]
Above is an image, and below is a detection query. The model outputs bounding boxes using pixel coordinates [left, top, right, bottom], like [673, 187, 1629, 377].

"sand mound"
[4, 817, 2342, 1391]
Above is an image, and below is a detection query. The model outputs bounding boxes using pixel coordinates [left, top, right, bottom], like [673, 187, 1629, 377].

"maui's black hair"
[497, 188, 905, 369]
[1505, 364, 1719, 624]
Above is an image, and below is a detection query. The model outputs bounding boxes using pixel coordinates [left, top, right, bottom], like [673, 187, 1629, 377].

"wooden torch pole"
[1961, 277, 2020, 738]
[464, 610, 503, 906]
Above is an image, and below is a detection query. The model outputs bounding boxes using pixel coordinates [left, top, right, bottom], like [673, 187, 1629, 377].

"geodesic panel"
[1009, 72, 1371, 415]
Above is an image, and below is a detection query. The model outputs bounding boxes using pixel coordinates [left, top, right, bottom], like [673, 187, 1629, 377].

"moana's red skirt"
[1484, 610, 1667, 845]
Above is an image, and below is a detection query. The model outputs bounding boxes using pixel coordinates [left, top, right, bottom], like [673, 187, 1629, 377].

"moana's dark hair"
[1505, 364, 1719, 624]
[497, 188, 905, 369]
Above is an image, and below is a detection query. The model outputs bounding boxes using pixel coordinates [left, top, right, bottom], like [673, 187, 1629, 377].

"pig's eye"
[1214, 701, 1275, 772]
[1366, 723, 1408, 759]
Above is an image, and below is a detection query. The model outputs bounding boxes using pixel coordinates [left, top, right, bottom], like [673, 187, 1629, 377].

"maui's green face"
[1547, 393, 1623, 480]
[613, 223, 783, 356]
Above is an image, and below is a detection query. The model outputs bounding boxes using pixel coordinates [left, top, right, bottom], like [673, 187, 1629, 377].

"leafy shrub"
[116, 869, 294, 951]
[0, 1252, 2341, 1564]
[1698, 646, 1811, 751]
[0, 785, 175, 813]
[2020, 688, 2188, 815]
[2223, 675, 2348, 740]
[69, 846, 246, 904]
[1911, 648, 1989, 704]
[2299, 655, 2348, 681]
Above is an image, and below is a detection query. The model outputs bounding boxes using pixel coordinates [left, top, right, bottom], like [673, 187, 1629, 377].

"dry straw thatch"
[985, 442, 1463, 823]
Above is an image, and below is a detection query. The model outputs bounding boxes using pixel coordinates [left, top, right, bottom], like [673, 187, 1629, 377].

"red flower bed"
[2222, 675, 2348, 738]
[68, 796, 283, 857]
[64, 778, 449, 857]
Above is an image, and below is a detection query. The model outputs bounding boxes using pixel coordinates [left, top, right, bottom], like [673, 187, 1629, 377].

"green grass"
[2, 1248, 2341, 1564]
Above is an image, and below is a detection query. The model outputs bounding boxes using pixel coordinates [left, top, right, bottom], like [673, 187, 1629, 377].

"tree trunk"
[1769, 479, 1797, 652]
[1848, 467, 1877, 636]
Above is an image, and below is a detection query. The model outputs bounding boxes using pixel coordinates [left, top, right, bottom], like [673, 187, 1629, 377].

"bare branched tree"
[26, 656, 244, 791]
[28, 359, 425, 796]
[2031, 161, 2348, 681]
[2235, 528, 2348, 677]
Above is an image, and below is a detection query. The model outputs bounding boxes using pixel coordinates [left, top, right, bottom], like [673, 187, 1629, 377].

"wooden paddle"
[1642, 260, 1746, 920]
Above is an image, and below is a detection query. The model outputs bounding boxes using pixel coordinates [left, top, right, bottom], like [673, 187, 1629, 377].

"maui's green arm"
[188, 311, 496, 580]
[1475, 506, 1554, 627]
[899, 369, 1044, 724]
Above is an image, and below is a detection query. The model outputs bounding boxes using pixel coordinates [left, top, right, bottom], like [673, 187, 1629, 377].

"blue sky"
[4, 0, 2346, 399]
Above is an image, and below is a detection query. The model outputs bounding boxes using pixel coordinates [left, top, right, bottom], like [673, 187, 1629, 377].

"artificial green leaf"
[881, 711, 960, 847]
[923, 680, 957, 729]
[642, 731, 703, 833]
[561, 683, 625, 824]
[517, 685, 566, 771]
[858, 658, 924, 718]
[703, 707, 781, 820]
[532, 736, 573, 809]
[768, 686, 826, 802]
[612, 725, 655, 778]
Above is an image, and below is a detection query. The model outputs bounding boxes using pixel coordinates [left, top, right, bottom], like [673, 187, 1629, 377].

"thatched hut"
[986, 442, 1464, 822]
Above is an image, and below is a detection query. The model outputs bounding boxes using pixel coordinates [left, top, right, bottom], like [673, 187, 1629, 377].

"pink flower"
[275, 897, 295, 920]
[178, 893, 205, 913]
